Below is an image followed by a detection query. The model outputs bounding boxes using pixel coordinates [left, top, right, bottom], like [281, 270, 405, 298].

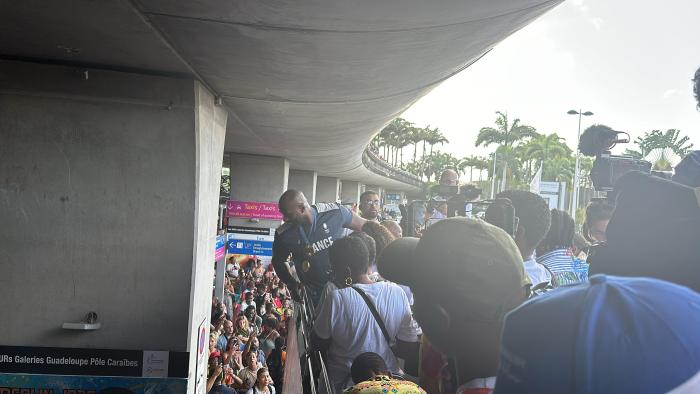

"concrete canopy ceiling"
[0, 0, 562, 191]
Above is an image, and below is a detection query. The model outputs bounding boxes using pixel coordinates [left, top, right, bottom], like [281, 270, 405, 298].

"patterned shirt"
[343, 375, 427, 394]
[536, 249, 589, 287]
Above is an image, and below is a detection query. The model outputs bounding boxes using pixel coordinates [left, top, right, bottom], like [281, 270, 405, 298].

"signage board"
[215, 235, 226, 261]
[0, 345, 188, 378]
[226, 226, 275, 266]
[226, 200, 283, 220]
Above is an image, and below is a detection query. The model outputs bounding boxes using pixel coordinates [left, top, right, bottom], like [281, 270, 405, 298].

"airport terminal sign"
[226, 200, 283, 220]
[226, 226, 275, 266]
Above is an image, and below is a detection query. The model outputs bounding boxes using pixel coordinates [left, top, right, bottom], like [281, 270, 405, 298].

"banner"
[226, 200, 283, 220]
[0, 346, 188, 378]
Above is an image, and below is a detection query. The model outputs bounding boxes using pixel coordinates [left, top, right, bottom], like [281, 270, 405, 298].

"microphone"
[579, 125, 627, 157]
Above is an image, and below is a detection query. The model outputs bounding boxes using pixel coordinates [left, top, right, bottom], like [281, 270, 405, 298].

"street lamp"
[567, 109, 594, 222]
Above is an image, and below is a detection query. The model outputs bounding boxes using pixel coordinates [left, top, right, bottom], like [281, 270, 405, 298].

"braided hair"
[538, 209, 575, 254]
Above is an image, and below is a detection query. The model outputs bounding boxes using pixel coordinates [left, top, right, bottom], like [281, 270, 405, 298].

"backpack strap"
[351, 286, 393, 347]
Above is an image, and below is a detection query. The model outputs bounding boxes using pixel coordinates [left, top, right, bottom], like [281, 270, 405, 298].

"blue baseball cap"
[494, 275, 700, 394]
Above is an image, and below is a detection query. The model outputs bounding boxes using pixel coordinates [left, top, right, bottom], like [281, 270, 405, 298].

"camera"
[578, 124, 655, 191]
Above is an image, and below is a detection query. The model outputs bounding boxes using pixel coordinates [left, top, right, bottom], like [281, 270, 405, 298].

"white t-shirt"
[522, 256, 551, 287]
[314, 282, 421, 390]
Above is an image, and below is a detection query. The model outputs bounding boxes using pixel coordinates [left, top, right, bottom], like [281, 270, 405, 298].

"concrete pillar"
[340, 180, 362, 205]
[228, 153, 289, 229]
[288, 169, 317, 204]
[0, 60, 226, 392]
[316, 176, 341, 203]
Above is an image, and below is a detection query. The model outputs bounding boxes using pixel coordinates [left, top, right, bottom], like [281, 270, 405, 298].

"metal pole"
[571, 111, 582, 220]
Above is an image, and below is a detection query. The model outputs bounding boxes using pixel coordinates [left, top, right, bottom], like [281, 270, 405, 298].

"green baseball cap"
[378, 217, 528, 321]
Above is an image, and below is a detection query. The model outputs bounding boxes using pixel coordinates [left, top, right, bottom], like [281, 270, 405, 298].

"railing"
[363, 148, 424, 188]
[283, 291, 334, 394]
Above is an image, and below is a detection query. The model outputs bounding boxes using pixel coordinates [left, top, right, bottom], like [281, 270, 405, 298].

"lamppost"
[567, 109, 594, 221]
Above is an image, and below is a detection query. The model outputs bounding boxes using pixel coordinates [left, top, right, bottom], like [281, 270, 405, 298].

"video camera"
[578, 125, 653, 191]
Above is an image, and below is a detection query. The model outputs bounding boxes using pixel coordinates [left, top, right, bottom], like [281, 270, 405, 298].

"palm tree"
[660, 129, 693, 156]
[426, 127, 449, 159]
[476, 111, 538, 190]
[543, 156, 575, 183]
[629, 129, 693, 169]
[523, 133, 572, 176]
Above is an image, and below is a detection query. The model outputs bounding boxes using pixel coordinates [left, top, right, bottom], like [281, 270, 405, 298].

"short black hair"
[539, 209, 575, 253]
[360, 190, 379, 202]
[263, 316, 279, 330]
[329, 236, 370, 278]
[351, 352, 390, 383]
[584, 200, 614, 226]
[497, 190, 551, 251]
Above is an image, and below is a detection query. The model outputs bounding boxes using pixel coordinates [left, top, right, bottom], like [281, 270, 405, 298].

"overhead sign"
[226, 200, 283, 220]
[226, 226, 275, 266]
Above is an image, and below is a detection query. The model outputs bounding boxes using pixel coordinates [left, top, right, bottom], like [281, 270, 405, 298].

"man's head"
[381, 220, 402, 238]
[278, 189, 312, 225]
[244, 292, 254, 303]
[263, 316, 279, 332]
[439, 168, 459, 186]
[496, 190, 551, 259]
[378, 218, 528, 361]
[351, 352, 391, 383]
[584, 200, 614, 243]
[359, 190, 381, 220]
[244, 305, 256, 320]
[223, 319, 234, 336]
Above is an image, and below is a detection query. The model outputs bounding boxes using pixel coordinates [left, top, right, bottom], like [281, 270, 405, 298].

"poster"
[226, 226, 275, 267]
[225, 200, 283, 220]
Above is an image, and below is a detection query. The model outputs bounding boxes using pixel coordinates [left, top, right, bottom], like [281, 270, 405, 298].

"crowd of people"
[208, 67, 700, 393]
[207, 258, 293, 394]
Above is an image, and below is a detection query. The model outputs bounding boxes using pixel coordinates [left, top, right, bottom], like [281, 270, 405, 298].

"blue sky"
[402, 0, 700, 161]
